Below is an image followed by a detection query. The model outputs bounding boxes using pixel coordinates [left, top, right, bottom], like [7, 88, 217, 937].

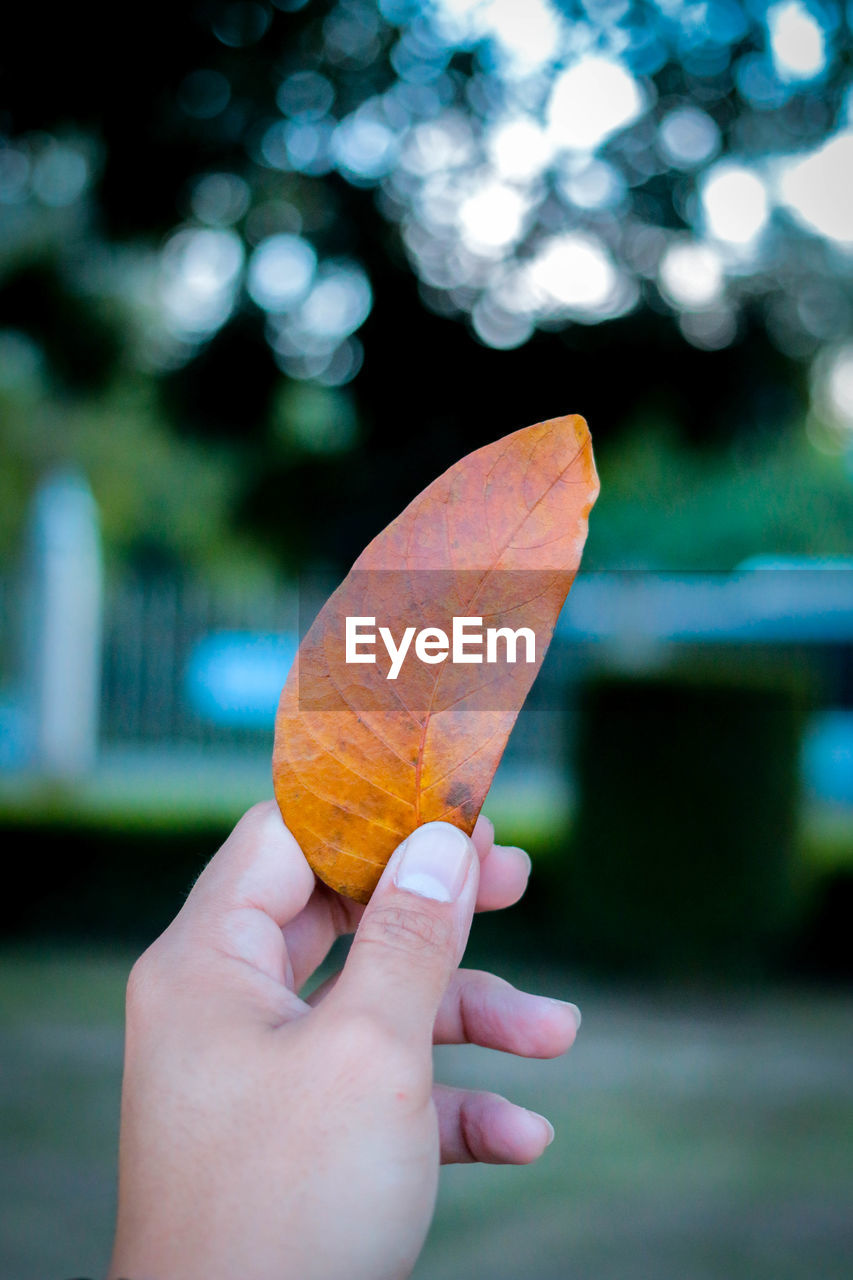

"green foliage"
[3, 0, 852, 579]
[566, 669, 807, 976]
[271, 382, 359, 457]
[587, 421, 853, 568]
[0, 360, 277, 579]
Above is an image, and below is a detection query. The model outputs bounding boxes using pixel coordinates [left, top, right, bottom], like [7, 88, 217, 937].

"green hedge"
[0, 818, 229, 945]
[566, 670, 807, 977]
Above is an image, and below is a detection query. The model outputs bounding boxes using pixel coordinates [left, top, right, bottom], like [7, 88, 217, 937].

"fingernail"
[528, 1110, 555, 1146]
[394, 822, 472, 902]
[547, 999, 582, 1031]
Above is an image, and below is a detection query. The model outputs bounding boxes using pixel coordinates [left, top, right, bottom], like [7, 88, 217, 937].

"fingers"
[433, 970, 581, 1055]
[433, 1084, 554, 1165]
[471, 813, 495, 859]
[285, 814, 530, 993]
[475, 841, 531, 912]
[284, 881, 365, 993]
[184, 801, 316, 929]
[472, 813, 531, 910]
[165, 802, 316, 991]
[327, 822, 479, 1044]
[307, 966, 581, 1059]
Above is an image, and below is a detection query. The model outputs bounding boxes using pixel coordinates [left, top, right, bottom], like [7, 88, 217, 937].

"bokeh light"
[768, 1, 827, 82]
[190, 173, 251, 227]
[254, 0, 850, 361]
[658, 107, 720, 170]
[6, 0, 850, 377]
[246, 234, 316, 313]
[160, 228, 244, 339]
[0, 145, 30, 204]
[779, 132, 853, 245]
[814, 343, 853, 433]
[528, 233, 631, 320]
[659, 241, 725, 310]
[276, 71, 335, 121]
[437, 0, 564, 77]
[295, 261, 372, 342]
[332, 103, 399, 181]
[547, 57, 646, 152]
[31, 141, 89, 207]
[211, 1, 272, 48]
[701, 164, 770, 247]
[826, 346, 853, 428]
[263, 257, 371, 386]
[458, 178, 530, 253]
[557, 158, 626, 212]
[487, 117, 553, 183]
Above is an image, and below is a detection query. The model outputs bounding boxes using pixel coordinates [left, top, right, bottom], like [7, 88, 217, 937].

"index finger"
[284, 812, 531, 990]
[180, 801, 316, 931]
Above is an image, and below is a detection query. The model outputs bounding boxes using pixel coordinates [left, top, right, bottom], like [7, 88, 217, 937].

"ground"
[1, 949, 851, 1280]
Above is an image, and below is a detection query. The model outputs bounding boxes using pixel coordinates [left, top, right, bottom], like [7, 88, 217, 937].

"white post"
[24, 468, 103, 776]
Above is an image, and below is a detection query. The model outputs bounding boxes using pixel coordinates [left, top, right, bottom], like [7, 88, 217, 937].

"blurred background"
[1, 0, 851, 1276]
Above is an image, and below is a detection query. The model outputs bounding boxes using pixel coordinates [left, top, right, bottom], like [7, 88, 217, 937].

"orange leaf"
[273, 412, 599, 901]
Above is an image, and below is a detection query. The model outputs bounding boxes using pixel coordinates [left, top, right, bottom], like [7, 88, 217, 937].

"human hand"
[109, 802, 581, 1280]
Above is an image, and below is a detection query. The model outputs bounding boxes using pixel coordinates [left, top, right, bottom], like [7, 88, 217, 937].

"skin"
[109, 802, 580, 1280]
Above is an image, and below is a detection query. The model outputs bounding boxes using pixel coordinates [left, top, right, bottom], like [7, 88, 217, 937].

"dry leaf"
[273, 413, 599, 901]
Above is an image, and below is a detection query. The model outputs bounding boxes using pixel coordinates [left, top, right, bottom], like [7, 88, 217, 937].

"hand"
[109, 802, 581, 1280]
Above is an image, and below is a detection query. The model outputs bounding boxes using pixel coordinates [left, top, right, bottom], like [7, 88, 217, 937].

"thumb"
[331, 822, 479, 1045]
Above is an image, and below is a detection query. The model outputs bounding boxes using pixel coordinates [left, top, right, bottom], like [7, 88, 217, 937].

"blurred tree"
[1, 0, 851, 571]
[587, 417, 853, 567]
